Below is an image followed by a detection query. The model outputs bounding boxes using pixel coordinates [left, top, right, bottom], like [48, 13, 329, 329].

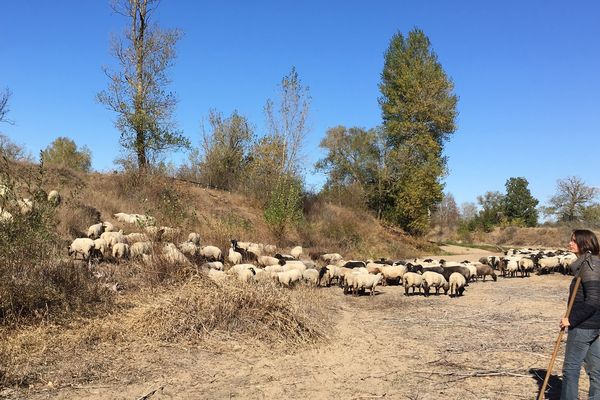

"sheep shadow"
[530, 368, 561, 399]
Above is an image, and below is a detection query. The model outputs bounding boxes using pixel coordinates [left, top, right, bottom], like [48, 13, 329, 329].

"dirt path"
[9, 246, 584, 399]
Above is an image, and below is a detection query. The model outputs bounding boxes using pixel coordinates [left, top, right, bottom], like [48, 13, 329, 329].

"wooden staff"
[538, 275, 582, 400]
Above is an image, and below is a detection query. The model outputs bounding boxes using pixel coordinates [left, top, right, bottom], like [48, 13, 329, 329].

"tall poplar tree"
[379, 29, 458, 235]
[97, 0, 189, 169]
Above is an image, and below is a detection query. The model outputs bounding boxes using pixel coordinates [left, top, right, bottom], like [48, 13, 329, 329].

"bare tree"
[97, 0, 189, 169]
[0, 88, 13, 125]
[544, 176, 599, 222]
[264, 67, 311, 175]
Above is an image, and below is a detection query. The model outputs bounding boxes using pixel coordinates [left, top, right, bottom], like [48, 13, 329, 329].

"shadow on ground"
[530, 368, 561, 400]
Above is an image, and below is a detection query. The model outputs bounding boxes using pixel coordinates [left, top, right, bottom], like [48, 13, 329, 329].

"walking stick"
[537, 275, 583, 399]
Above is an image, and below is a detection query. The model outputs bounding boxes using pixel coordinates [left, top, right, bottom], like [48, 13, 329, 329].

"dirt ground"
[1, 247, 582, 400]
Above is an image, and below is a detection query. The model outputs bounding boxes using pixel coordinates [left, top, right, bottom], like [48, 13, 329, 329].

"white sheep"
[321, 253, 343, 263]
[353, 273, 383, 296]
[112, 242, 130, 260]
[188, 232, 201, 245]
[114, 212, 137, 223]
[160, 226, 181, 241]
[17, 198, 33, 214]
[100, 230, 125, 248]
[125, 232, 149, 244]
[290, 246, 303, 259]
[257, 255, 280, 267]
[144, 225, 164, 239]
[302, 269, 319, 285]
[263, 244, 277, 254]
[93, 238, 108, 259]
[207, 268, 227, 283]
[0, 208, 13, 223]
[130, 241, 153, 259]
[162, 243, 190, 265]
[103, 221, 115, 232]
[403, 272, 423, 296]
[227, 248, 243, 265]
[202, 261, 224, 270]
[68, 238, 95, 261]
[449, 272, 467, 297]
[421, 271, 449, 296]
[179, 241, 201, 257]
[87, 223, 105, 239]
[237, 268, 256, 283]
[200, 245, 222, 261]
[281, 260, 307, 273]
[380, 265, 407, 286]
[276, 269, 302, 287]
[47, 190, 61, 206]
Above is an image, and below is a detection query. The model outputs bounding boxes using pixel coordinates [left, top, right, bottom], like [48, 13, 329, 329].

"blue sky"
[1, 1, 599, 209]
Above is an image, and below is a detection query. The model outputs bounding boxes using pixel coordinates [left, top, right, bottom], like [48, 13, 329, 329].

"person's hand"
[560, 317, 570, 329]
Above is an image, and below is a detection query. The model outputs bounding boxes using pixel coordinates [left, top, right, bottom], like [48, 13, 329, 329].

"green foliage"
[263, 176, 303, 238]
[378, 28, 458, 235]
[504, 177, 538, 226]
[41, 136, 92, 172]
[0, 160, 109, 324]
[198, 110, 253, 190]
[97, 0, 189, 169]
[473, 191, 505, 232]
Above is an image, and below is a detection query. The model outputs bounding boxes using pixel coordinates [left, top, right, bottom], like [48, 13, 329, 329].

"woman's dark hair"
[572, 229, 600, 256]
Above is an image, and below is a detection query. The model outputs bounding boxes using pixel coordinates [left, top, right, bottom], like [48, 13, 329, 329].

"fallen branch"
[137, 385, 165, 400]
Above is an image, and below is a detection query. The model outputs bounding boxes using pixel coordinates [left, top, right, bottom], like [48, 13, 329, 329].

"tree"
[544, 176, 599, 222]
[475, 191, 505, 231]
[460, 202, 478, 221]
[432, 192, 460, 229]
[378, 28, 458, 235]
[264, 66, 310, 176]
[41, 137, 92, 172]
[198, 109, 253, 190]
[0, 88, 13, 125]
[0, 134, 30, 162]
[504, 177, 539, 226]
[97, 0, 189, 169]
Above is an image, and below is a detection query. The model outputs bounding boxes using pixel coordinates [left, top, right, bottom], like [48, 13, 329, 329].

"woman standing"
[560, 229, 600, 399]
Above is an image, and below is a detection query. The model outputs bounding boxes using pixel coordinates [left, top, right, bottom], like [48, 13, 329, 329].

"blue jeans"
[561, 327, 600, 399]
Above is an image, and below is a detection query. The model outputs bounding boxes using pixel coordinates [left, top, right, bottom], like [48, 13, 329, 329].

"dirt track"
[7, 248, 581, 399]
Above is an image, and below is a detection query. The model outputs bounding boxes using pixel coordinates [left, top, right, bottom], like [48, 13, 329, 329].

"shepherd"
[547, 229, 600, 399]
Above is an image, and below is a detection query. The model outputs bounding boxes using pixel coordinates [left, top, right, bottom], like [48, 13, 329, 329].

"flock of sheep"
[63, 207, 579, 298]
[0, 184, 61, 222]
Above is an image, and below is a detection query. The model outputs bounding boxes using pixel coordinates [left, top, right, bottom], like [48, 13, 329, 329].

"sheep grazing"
[290, 246, 303, 259]
[200, 245, 222, 262]
[92, 238, 108, 259]
[403, 272, 423, 296]
[302, 269, 320, 286]
[100, 230, 125, 248]
[380, 265, 407, 286]
[353, 273, 383, 296]
[257, 255, 280, 267]
[87, 223, 105, 239]
[276, 269, 302, 287]
[162, 243, 190, 265]
[68, 238, 96, 261]
[321, 253, 343, 263]
[103, 221, 116, 232]
[17, 198, 33, 214]
[227, 248, 243, 265]
[130, 241, 152, 259]
[231, 239, 257, 263]
[449, 272, 467, 297]
[262, 244, 277, 254]
[125, 232, 149, 244]
[207, 268, 227, 283]
[201, 261, 224, 271]
[518, 258, 535, 278]
[421, 271, 449, 296]
[342, 260, 367, 269]
[475, 264, 497, 282]
[188, 232, 201, 245]
[112, 242, 130, 260]
[0, 208, 13, 223]
[179, 241, 201, 258]
[47, 190, 61, 206]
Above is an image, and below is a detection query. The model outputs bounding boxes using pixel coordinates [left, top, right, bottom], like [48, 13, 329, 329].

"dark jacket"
[568, 254, 600, 329]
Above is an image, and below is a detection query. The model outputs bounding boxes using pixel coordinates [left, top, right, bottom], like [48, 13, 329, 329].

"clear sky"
[1, 1, 599, 209]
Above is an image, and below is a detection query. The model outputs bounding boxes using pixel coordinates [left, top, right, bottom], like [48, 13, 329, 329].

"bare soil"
[1, 247, 581, 399]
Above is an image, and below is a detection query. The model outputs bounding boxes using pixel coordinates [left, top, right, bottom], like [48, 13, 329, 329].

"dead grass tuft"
[129, 276, 329, 345]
